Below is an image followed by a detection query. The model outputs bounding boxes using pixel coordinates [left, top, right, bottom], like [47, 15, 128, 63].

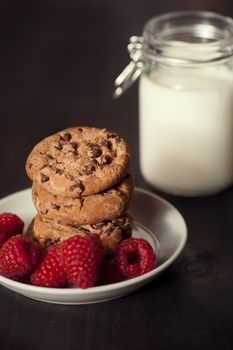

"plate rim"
[0, 187, 187, 296]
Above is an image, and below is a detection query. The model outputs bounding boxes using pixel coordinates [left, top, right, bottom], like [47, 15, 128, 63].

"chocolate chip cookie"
[26, 127, 130, 198]
[32, 174, 133, 225]
[27, 214, 133, 253]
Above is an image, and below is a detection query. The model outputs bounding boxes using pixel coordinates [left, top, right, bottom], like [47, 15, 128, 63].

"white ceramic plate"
[0, 187, 187, 304]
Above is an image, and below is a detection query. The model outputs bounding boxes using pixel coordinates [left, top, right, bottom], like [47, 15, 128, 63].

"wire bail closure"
[113, 36, 144, 98]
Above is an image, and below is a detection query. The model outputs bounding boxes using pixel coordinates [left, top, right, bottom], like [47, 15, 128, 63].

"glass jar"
[114, 11, 233, 196]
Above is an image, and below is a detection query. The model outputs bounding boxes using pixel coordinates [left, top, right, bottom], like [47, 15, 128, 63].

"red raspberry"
[61, 234, 103, 289]
[0, 213, 24, 236]
[0, 226, 8, 249]
[99, 257, 124, 285]
[114, 238, 156, 278]
[0, 235, 41, 280]
[31, 245, 68, 288]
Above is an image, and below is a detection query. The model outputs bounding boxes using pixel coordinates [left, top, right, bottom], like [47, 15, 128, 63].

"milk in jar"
[139, 67, 233, 195]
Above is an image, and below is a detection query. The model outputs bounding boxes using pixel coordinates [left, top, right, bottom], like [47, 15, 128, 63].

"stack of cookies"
[26, 127, 134, 254]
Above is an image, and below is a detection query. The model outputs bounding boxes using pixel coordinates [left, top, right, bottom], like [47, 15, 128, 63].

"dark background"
[0, 1, 233, 349]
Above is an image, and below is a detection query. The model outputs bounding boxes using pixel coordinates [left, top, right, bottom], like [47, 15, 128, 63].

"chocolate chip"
[41, 174, 49, 183]
[91, 158, 98, 166]
[70, 182, 84, 192]
[78, 127, 83, 132]
[100, 140, 109, 147]
[108, 132, 117, 139]
[91, 222, 105, 229]
[45, 238, 53, 248]
[115, 136, 121, 144]
[82, 164, 95, 175]
[51, 203, 60, 210]
[107, 141, 113, 150]
[114, 217, 126, 226]
[71, 142, 78, 151]
[47, 155, 54, 160]
[90, 145, 102, 158]
[56, 169, 63, 175]
[40, 165, 48, 170]
[63, 133, 72, 141]
[104, 156, 112, 165]
[105, 228, 113, 236]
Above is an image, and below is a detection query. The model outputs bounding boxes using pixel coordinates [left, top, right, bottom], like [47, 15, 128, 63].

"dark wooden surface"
[1, 1, 233, 349]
